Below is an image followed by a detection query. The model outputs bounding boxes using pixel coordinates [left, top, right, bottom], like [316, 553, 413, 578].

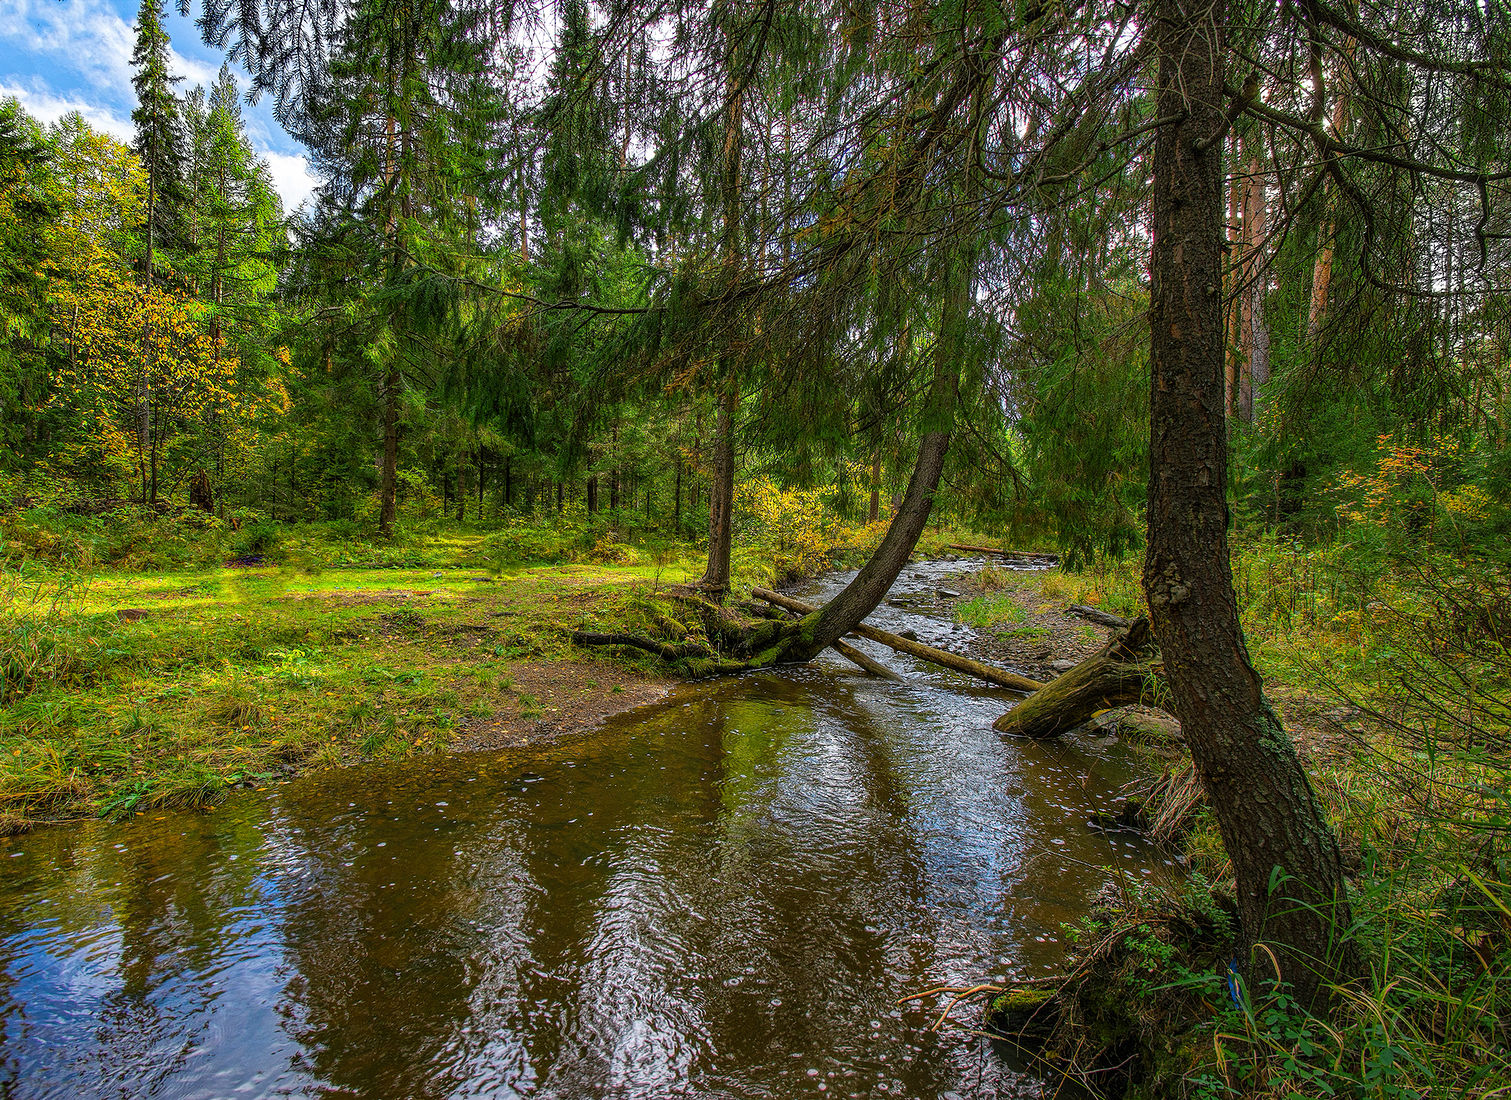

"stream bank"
[0, 557, 1172, 1098]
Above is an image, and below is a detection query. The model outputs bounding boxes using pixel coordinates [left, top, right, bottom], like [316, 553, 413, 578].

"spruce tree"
[129, 0, 188, 289]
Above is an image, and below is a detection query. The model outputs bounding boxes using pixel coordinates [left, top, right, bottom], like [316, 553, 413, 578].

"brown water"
[0, 562, 1169, 1099]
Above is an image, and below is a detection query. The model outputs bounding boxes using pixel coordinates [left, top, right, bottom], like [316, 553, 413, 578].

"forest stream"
[0, 561, 1172, 1099]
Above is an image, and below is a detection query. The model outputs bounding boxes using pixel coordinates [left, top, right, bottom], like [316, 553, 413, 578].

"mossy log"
[750, 587, 1044, 693]
[569, 631, 712, 661]
[1064, 603, 1132, 630]
[993, 617, 1163, 738]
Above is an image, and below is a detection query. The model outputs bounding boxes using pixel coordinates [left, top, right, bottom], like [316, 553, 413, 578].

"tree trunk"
[1306, 41, 1354, 345]
[587, 475, 598, 514]
[378, 365, 399, 537]
[674, 455, 683, 536]
[698, 372, 738, 601]
[1147, 0, 1353, 1007]
[771, 228, 974, 662]
[1239, 132, 1268, 422]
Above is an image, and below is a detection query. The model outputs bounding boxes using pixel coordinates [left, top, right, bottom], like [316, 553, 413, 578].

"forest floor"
[0, 542, 706, 831]
[0, 520, 954, 830]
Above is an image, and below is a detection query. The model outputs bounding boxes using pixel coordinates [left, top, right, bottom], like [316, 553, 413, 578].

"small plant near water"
[956, 592, 1026, 628]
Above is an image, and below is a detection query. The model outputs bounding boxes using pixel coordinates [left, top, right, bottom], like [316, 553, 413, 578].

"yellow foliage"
[736, 476, 832, 577]
[49, 267, 276, 497]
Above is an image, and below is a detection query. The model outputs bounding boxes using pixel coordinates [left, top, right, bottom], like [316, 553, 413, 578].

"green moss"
[984, 988, 1056, 1043]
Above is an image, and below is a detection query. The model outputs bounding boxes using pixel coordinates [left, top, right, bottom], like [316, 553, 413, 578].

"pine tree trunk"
[378, 365, 399, 537]
[1147, 0, 1353, 1008]
[1306, 41, 1353, 344]
[1239, 134, 1267, 422]
[775, 231, 972, 661]
[699, 372, 738, 601]
[699, 28, 746, 604]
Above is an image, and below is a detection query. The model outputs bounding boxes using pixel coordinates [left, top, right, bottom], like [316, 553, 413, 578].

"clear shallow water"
[0, 562, 1166, 1099]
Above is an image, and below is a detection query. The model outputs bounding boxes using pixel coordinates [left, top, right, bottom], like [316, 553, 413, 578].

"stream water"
[0, 561, 1168, 1099]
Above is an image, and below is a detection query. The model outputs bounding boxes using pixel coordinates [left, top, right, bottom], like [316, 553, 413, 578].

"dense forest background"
[2, 0, 1503, 580]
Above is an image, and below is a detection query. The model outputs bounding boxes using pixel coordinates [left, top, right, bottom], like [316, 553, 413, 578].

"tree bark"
[1238, 131, 1268, 422]
[1306, 40, 1354, 345]
[1147, 0, 1353, 1007]
[378, 364, 399, 537]
[699, 372, 738, 601]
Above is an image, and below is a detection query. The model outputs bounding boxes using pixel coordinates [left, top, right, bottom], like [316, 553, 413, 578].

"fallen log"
[832, 638, 906, 681]
[570, 631, 711, 660]
[992, 617, 1163, 739]
[751, 588, 1044, 693]
[1063, 604, 1131, 630]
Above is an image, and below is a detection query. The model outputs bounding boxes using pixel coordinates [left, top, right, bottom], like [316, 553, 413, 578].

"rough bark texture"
[1147, 0, 1353, 1007]
[993, 618, 1160, 738]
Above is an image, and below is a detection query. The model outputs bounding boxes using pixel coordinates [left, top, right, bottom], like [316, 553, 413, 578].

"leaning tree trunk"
[699, 30, 746, 604]
[759, 234, 973, 665]
[1148, 0, 1353, 1008]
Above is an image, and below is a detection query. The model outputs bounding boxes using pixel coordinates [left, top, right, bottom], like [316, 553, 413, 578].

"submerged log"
[750, 588, 1044, 693]
[992, 617, 1162, 739]
[831, 639, 905, 681]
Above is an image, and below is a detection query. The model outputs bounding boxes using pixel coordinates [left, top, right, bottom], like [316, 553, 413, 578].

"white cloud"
[0, 77, 133, 141]
[264, 150, 319, 211]
[0, 0, 216, 98]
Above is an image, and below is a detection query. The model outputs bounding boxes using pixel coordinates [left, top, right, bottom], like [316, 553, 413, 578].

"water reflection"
[0, 564, 1167, 1099]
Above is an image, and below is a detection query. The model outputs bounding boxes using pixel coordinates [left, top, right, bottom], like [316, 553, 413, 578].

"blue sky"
[0, 0, 318, 210]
